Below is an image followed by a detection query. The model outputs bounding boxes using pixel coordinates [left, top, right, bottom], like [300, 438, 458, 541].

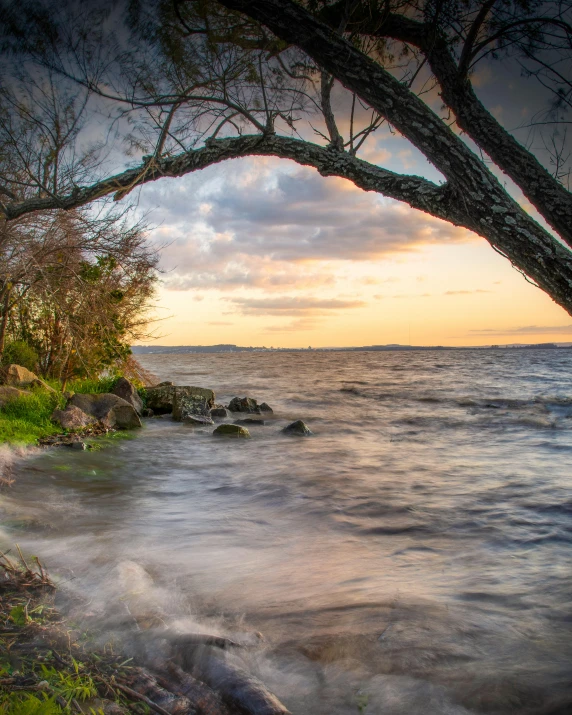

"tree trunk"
[0, 289, 12, 359]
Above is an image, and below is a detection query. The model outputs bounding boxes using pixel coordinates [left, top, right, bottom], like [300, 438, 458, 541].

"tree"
[1, 0, 571, 314]
[2, 210, 158, 382]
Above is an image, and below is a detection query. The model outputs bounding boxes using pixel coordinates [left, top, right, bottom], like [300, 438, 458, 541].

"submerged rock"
[51, 405, 97, 431]
[112, 377, 143, 414]
[213, 424, 251, 438]
[145, 384, 215, 414]
[227, 396, 261, 414]
[68, 393, 142, 430]
[282, 420, 313, 436]
[210, 406, 231, 420]
[259, 402, 273, 413]
[237, 418, 265, 425]
[182, 414, 215, 426]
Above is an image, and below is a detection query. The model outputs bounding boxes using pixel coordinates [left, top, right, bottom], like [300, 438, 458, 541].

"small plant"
[1, 341, 39, 372]
[356, 691, 369, 714]
[0, 692, 64, 714]
[39, 661, 97, 704]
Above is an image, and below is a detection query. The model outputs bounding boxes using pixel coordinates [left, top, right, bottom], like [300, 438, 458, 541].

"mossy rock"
[282, 420, 313, 436]
[213, 424, 251, 438]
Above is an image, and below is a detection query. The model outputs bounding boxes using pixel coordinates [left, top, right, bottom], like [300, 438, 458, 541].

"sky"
[130, 45, 572, 348]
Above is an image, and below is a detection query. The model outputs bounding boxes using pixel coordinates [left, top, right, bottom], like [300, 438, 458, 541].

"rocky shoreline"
[0, 366, 315, 714]
[47, 375, 314, 447]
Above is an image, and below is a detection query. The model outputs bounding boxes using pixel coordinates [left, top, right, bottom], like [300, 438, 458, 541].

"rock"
[70, 441, 87, 450]
[112, 376, 143, 414]
[0, 364, 39, 386]
[0, 385, 31, 406]
[157, 381, 174, 386]
[282, 420, 313, 436]
[213, 424, 251, 438]
[172, 392, 212, 421]
[237, 418, 265, 425]
[111, 404, 143, 429]
[145, 385, 215, 414]
[259, 402, 273, 413]
[29, 378, 56, 392]
[68, 393, 142, 430]
[141, 407, 154, 417]
[51, 405, 97, 431]
[210, 406, 231, 420]
[228, 396, 261, 414]
[63, 390, 75, 400]
[182, 414, 215, 426]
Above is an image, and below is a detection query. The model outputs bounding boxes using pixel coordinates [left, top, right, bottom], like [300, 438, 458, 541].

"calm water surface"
[2, 349, 572, 714]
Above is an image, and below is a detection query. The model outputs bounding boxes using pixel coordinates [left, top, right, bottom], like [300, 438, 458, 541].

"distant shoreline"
[132, 342, 571, 355]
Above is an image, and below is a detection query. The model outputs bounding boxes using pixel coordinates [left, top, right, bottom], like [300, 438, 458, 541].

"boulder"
[111, 404, 143, 430]
[282, 420, 313, 436]
[0, 364, 39, 386]
[227, 396, 261, 414]
[68, 393, 142, 430]
[213, 424, 251, 438]
[112, 376, 144, 414]
[182, 414, 215, 426]
[141, 407, 154, 418]
[51, 405, 97, 431]
[259, 402, 273, 413]
[210, 407, 231, 420]
[0, 385, 31, 407]
[145, 385, 215, 414]
[172, 392, 212, 422]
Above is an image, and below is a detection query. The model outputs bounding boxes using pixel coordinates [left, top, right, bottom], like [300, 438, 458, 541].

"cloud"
[444, 289, 491, 295]
[226, 295, 366, 316]
[470, 325, 572, 336]
[263, 318, 319, 332]
[139, 157, 475, 292]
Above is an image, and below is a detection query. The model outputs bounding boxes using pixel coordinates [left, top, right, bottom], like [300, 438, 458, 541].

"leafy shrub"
[2, 341, 38, 372]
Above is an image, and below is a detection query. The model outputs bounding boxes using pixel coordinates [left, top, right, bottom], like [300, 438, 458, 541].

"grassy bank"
[0, 550, 157, 714]
[0, 377, 126, 446]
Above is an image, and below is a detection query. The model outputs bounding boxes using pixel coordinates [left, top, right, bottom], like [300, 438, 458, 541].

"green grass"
[0, 376, 122, 445]
[0, 391, 64, 445]
[66, 376, 118, 394]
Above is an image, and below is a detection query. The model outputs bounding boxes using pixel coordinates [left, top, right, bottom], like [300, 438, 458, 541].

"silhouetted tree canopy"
[1, 0, 571, 313]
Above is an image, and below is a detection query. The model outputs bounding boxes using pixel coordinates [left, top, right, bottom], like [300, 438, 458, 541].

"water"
[2, 349, 572, 714]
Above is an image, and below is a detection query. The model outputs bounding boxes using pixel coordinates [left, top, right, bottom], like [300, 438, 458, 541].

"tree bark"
[320, 5, 572, 249]
[0, 288, 12, 358]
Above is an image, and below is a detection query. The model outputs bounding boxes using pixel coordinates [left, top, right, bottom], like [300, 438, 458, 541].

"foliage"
[0, 692, 64, 714]
[1, 341, 38, 372]
[0, 210, 158, 384]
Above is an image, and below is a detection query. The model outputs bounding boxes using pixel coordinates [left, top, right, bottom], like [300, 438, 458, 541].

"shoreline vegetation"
[0, 362, 301, 714]
[0, 548, 291, 715]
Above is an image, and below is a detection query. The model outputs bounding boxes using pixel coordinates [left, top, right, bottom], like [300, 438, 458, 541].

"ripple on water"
[3, 348, 572, 714]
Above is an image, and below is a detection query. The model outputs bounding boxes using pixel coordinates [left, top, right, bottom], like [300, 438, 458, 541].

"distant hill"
[132, 342, 572, 354]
